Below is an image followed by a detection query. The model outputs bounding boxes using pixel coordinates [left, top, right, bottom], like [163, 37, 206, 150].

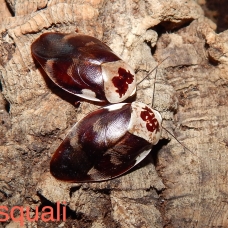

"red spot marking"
[112, 68, 134, 98]
[140, 107, 160, 133]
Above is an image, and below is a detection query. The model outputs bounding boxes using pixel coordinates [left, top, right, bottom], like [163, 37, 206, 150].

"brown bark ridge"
[0, 0, 228, 227]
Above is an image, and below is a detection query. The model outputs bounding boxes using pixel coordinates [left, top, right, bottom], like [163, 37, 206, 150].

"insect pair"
[31, 32, 165, 182]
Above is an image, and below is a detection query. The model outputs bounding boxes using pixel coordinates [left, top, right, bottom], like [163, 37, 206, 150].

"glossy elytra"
[31, 33, 136, 103]
[50, 102, 162, 182]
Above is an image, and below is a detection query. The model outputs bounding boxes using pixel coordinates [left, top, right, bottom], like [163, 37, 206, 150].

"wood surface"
[0, 0, 228, 227]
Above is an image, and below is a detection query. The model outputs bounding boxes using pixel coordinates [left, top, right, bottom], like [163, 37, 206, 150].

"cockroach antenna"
[136, 56, 169, 108]
[137, 56, 169, 86]
[162, 126, 198, 157]
[138, 56, 197, 157]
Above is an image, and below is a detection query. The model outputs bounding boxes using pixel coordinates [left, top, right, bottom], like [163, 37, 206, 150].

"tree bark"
[1, 0, 228, 227]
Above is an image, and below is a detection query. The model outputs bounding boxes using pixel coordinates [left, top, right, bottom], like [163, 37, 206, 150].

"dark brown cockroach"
[31, 33, 136, 103]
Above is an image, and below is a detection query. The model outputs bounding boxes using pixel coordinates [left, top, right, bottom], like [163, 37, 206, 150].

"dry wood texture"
[0, 0, 228, 227]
